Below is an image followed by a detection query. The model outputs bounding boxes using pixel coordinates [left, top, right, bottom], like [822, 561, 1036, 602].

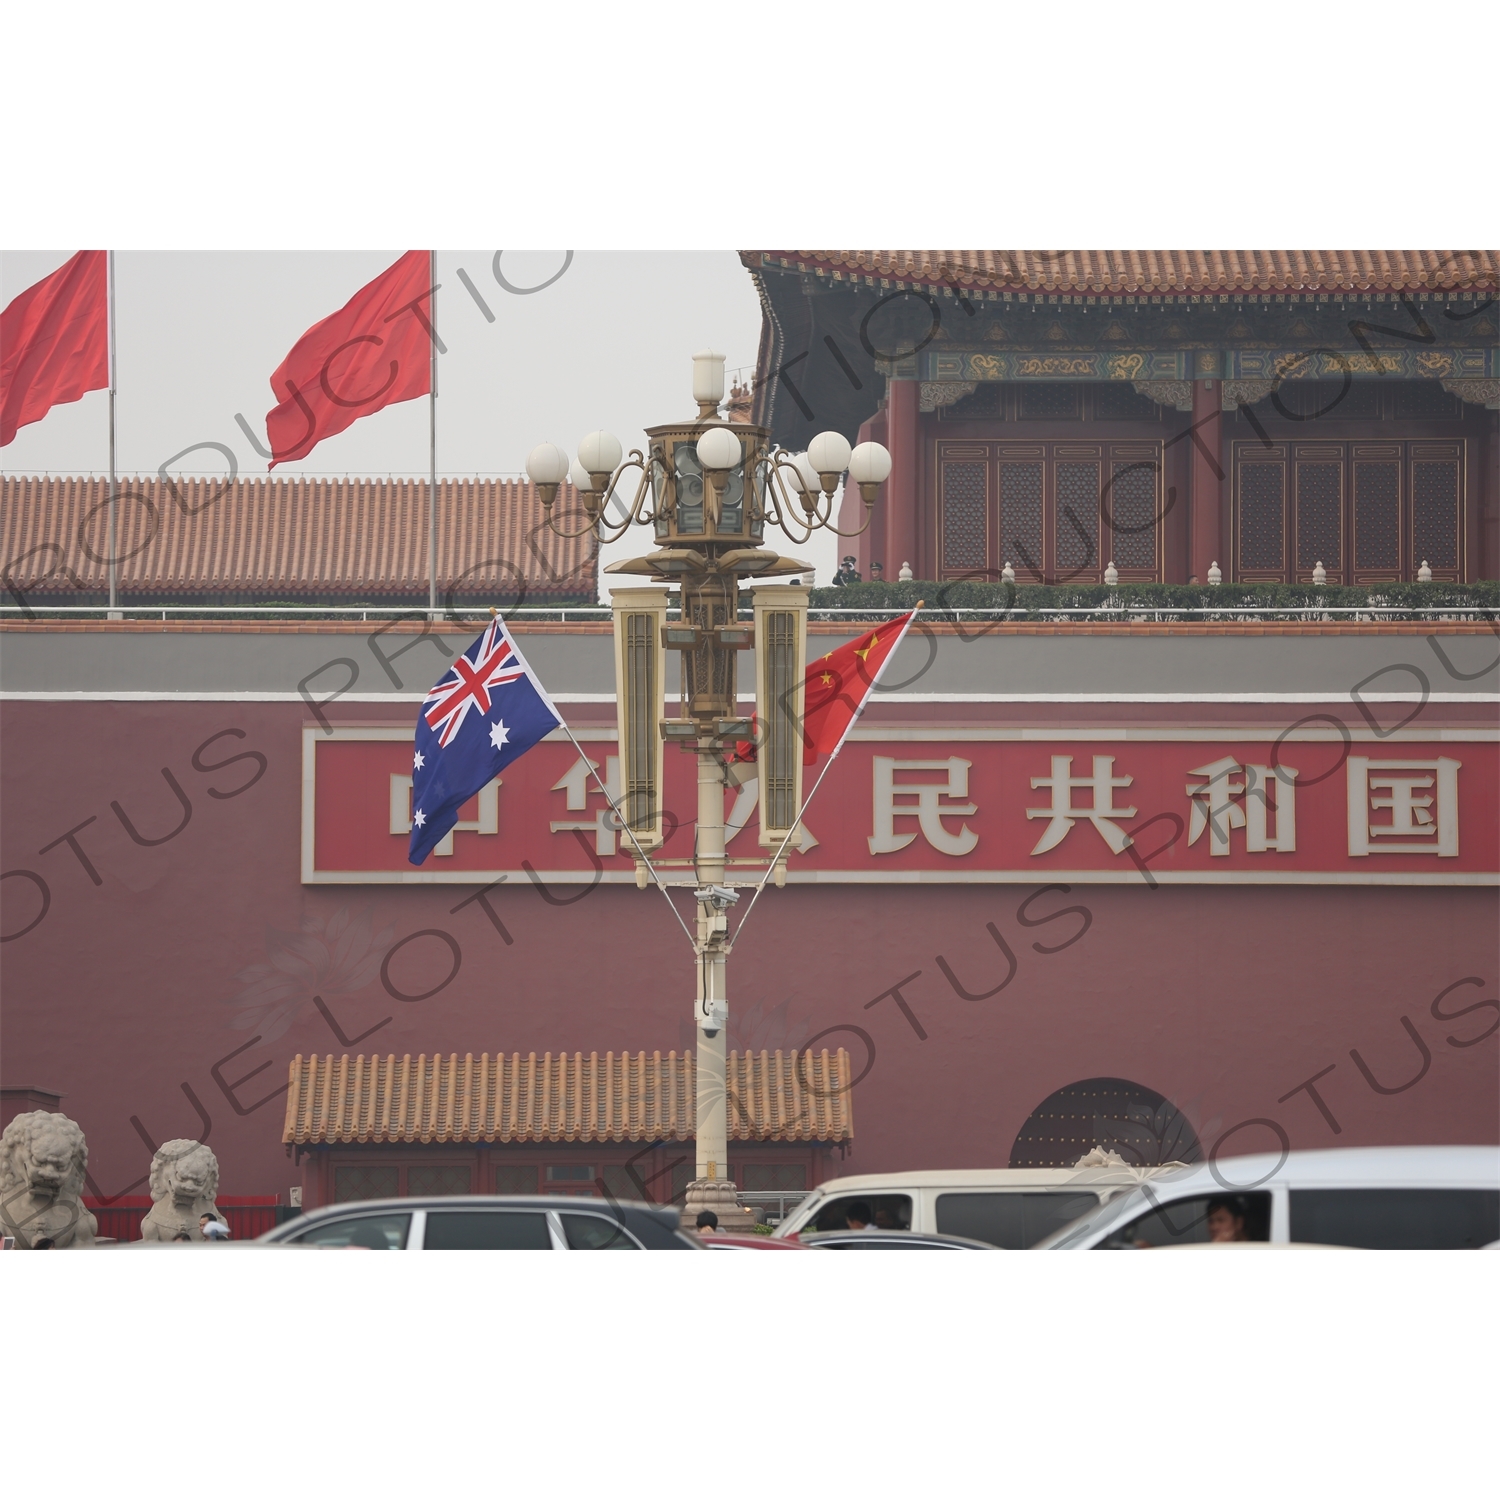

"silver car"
[258, 1195, 700, 1249]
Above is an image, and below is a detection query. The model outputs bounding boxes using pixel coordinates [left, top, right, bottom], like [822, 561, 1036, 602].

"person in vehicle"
[1205, 1196, 1249, 1243]
[872, 1202, 907, 1230]
[695, 1210, 719, 1235]
[346, 1221, 392, 1249]
[843, 1201, 874, 1230]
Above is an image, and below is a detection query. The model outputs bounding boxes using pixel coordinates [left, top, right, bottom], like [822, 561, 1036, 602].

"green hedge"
[807, 579, 1499, 620]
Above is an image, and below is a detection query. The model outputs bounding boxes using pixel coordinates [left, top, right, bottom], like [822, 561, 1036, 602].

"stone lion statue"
[0, 1111, 98, 1249]
[140, 1139, 223, 1241]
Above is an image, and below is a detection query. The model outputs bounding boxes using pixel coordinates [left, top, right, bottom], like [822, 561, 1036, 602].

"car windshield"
[1031, 1189, 1157, 1249]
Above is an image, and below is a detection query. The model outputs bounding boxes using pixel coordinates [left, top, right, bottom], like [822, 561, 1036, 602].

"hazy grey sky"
[1, 249, 848, 587]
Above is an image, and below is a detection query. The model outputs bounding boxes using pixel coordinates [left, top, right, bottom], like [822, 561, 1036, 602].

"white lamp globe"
[569, 457, 592, 492]
[526, 443, 569, 485]
[848, 441, 893, 485]
[696, 426, 742, 472]
[808, 430, 853, 476]
[788, 452, 820, 494]
[692, 349, 726, 406]
[577, 430, 623, 474]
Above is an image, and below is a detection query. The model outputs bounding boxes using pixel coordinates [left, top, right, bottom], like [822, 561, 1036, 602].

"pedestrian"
[171, 1229, 192, 1242]
[695, 1210, 719, 1235]
[869, 561, 884, 580]
[200, 1213, 230, 1241]
[831, 556, 861, 587]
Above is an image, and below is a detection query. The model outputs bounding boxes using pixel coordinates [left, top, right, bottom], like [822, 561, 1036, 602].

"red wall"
[3, 699, 1496, 1202]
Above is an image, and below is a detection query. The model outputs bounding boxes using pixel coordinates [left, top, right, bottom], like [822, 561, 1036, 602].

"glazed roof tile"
[0, 476, 597, 597]
[743, 249, 1499, 297]
[282, 1048, 854, 1145]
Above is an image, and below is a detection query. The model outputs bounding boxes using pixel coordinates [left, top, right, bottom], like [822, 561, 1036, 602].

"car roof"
[699, 1233, 810, 1249]
[1031, 1146, 1500, 1248]
[1120, 1144, 1500, 1193]
[796, 1167, 1166, 1193]
[277, 1195, 681, 1225]
[802, 1230, 999, 1249]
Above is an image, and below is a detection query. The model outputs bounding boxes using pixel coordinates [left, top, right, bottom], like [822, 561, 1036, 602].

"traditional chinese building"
[742, 250, 1499, 585]
[2, 255, 1497, 1212]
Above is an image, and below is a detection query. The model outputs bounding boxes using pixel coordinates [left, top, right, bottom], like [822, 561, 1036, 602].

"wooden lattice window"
[1094, 383, 1161, 421]
[1106, 458, 1159, 571]
[999, 461, 1044, 580]
[334, 1164, 398, 1202]
[1238, 461, 1287, 573]
[940, 460, 987, 570]
[1020, 384, 1080, 420]
[493, 1163, 538, 1194]
[1353, 459, 1400, 572]
[1413, 454, 1460, 571]
[1055, 459, 1100, 575]
[1295, 458, 1343, 574]
[1396, 383, 1462, 419]
[939, 384, 1006, 421]
[600, 1164, 648, 1201]
[1233, 441, 1465, 582]
[408, 1164, 472, 1196]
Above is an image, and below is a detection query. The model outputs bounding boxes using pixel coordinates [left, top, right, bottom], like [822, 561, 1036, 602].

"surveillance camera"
[696, 884, 740, 910]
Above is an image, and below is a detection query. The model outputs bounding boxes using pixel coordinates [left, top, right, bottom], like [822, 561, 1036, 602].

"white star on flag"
[413, 751, 425, 770]
[413, 809, 426, 827]
[488, 720, 511, 750]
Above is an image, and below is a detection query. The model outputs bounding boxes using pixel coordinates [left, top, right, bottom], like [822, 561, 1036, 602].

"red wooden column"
[846, 407, 887, 578]
[885, 378, 921, 580]
[1189, 375, 1224, 583]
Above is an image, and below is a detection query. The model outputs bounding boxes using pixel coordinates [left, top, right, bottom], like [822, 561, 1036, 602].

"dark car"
[257, 1196, 700, 1250]
[800, 1229, 998, 1250]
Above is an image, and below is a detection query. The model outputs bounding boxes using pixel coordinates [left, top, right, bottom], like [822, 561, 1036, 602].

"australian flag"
[409, 616, 563, 865]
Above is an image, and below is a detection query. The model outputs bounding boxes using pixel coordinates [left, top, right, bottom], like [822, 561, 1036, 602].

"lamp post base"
[681, 1177, 757, 1234]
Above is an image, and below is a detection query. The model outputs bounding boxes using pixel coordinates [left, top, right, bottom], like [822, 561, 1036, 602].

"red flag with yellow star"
[735, 609, 918, 766]
[800, 610, 917, 763]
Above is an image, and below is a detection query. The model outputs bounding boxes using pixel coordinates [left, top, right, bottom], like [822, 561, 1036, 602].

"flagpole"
[483, 606, 696, 951]
[107, 250, 118, 618]
[428, 249, 438, 620]
[728, 604, 923, 950]
[555, 719, 698, 953]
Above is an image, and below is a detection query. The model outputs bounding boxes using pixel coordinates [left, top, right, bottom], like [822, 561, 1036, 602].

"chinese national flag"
[0, 250, 109, 447]
[736, 609, 918, 766]
[264, 250, 433, 466]
[800, 610, 917, 763]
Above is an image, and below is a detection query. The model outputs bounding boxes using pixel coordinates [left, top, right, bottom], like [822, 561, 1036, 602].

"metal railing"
[737, 1189, 812, 1226]
[2, 603, 1494, 623]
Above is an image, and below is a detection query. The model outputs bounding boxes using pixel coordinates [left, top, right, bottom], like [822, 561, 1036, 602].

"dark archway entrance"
[1009, 1077, 1202, 1169]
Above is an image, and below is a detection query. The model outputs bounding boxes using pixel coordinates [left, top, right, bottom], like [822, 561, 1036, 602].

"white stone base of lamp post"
[681, 1177, 757, 1234]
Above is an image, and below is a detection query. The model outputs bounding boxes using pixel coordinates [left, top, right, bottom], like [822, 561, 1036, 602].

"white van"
[1031, 1145, 1500, 1249]
[772, 1166, 1171, 1248]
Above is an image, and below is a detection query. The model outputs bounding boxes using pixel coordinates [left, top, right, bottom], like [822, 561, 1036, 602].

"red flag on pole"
[799, 610, 918, 762]
[733, 609, 919, 766]
[264, 250, 434, 467]
[0, 250, 109, 446]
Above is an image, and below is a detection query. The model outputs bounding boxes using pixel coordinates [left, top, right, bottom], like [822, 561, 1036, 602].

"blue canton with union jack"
[409, 616, 563, 865]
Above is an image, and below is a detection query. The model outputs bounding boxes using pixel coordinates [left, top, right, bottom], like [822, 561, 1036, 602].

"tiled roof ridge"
[743, 249, 1500, 296]
[282, 1047, 854, 1144]
[0, 475, 597, 595]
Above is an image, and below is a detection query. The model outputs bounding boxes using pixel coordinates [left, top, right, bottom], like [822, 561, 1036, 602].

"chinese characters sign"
[303, 728, 1497, 886]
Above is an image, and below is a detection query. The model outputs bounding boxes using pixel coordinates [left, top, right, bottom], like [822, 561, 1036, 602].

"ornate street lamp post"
[527, 352, 890, 1224]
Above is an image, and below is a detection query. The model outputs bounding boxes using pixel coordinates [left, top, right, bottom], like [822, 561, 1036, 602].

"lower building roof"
[282, 1048, 854, 1145]
[1, 476, 597, 599]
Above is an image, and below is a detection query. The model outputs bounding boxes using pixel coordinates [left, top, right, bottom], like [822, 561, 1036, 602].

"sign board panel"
[302, 727, 1498, 886]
